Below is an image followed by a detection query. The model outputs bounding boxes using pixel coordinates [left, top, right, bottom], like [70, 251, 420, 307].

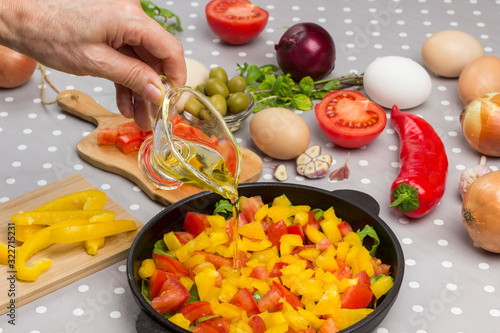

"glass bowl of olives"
[181, 67, 254, 132]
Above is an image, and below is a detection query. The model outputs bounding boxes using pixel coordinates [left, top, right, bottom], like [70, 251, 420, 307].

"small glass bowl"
[182, 91, 254, 132]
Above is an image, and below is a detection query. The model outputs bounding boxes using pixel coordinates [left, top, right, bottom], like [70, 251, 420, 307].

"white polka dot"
[238, 52, 247, 57]
[360, 178, 371, 184]
[388, 145, 398, 151]
[406, 259, 416, 266]
[5, 97, 14, 102]
[57, 114, 66, 120]
[28, 113, 37, 119]
[402, 238, 413, 245]
[78, 284, 89, 292]
[484, 285, 495, 293]
[187, 25, 197, 31]
[317, 6, 326, 11]
[73, 308, 84, 316]
[437, 239, 448, 246]
[295, 175, 306, 181]
[377, 329, 389, 333]
[478, 262, 489, 270]
[110, 311, 121, 319]
[262, 173, 273, 180]
[17, 144, 27, 151]
[94, 86, 103, 92]
[23, 128, 32, 134]
[114, 287, 125, 295]
[291, 5, 300, 10]
[359, 160, 369, 166]
[66, 85, 75, 90]
[37, 180, 47, 186]
[130, 204, 140, 210]
[211, 51, 220, 56]
[490, 309, 500, 317]
[33, 98, 41, 104]
[12, 161, 21, 167]
[438, 86, 447, 91]
[118, 265, 126, 272]
[412, 304, 424, 312]
[6, 178, 15, 185]
[74, 164, 84, 171]
[48, 146, 57, 152]
[101, 184, 111, 190]
[451, 147, 461, 153]
[399, 217, 410, 225]
[185, 37, 194, 42]
[409, 281, 420, 289]
[36, 306, 47, 314]
[442, 261, 453, 268]
[52, 130, 62, 136]
[448, 131, 458, 137]
[30, 331, 41, 333]
[133, 186, 142, 192]
[451, 307, 462, 315]
[434, 219, 444, 226]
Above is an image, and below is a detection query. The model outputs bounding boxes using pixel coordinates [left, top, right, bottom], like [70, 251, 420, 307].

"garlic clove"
[459, 155, 492, 198]
[296, 153, 312, 166]
[316, 154, 333, 166]
[304, 144, 322, 158]
[297, 164, 306, 176]
[273, 164, 288, 181]
[296, 144, 333, 179]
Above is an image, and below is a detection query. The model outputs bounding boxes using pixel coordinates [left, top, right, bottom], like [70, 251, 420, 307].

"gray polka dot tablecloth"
[1, 1, 500, 332]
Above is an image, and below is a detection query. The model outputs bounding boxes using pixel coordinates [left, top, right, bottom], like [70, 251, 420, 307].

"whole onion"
[0, 46, 38, 88]
[460, 92, 500, 157]
[275, 23, 335, 81]
[462, 171, 500, 253]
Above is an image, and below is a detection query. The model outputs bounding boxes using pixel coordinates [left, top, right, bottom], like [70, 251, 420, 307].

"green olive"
[210, 94, 227, 116]
[227, 76, 247, 93]
[195, 83, 206, 95]
[184, 95, 203, 117]
[227, 92, 251, 114]
[204, 78, 229, 99]
[209, 67, 228, 84]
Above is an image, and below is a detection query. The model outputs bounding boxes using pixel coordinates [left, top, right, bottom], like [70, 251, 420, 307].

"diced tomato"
[183, 212, 210, 237]
[257, 288, 283, 313]
[249, 266, 269, 280]
[174, 231, 195, 245]
[248, 315, 266, 333]
[240, 196, 264, 223]
[195, 251, 233, 269]
[298, 328, 317, 333]
[173, 122, 218, 149]
[316, 238, 332, 251]
[269, 262, 288, 278]
[353, 271, 371, 288]
[97, 127, 118, 146]
[148, 269, 170, 299]
[318, 318, 339, 333]
[287, 224, 305, 243]
[115, 132, 142, 155]
[238, 212, 249, 227]
[372, 257, 391, 276]
[306, 211, 321, 230]
[202, 316, 231, 333]
[193, 322, 220, 333]
[267, 220, 287, 248]
[337, 221, 353, 237]
[140, 129, 153, 140]
[117, 121, 142, 135]
[272, 281, 303, 310]
[151, 277, 190, 315]
[153, 253, 189, 278]
[259, 219, 273, 233]
[234, 250, 249, 269]
[229, 288, 260, 317]
[340, 284, 374, 309]
[334, 260, 352, 280]
[179, 301, 214, 323]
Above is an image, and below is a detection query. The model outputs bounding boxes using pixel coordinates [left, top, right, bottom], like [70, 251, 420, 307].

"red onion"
[274, 23, 336, 81]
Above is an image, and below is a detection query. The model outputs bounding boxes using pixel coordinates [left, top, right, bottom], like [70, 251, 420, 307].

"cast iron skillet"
[127, 183, 404, 333]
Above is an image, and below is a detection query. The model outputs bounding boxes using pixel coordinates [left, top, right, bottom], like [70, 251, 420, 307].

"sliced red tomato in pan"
[340, 284, 374, 309]
[314, 90, 387, 148]
[152, 253, 189, 278]
[183, 211, 210, 237]
[205, 0, 269, 45]
[179, 301, 214, 323]
[151, 277, 190, 315]
[229, 288, 260, 316]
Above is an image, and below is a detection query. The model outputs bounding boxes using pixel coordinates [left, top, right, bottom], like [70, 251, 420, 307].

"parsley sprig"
[140, 0, 182, 34]
[237, 63, 364, 112]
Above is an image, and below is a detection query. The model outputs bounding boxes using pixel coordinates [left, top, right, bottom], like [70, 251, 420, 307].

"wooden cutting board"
[56, 90, 263, 206]
[0, 174, 143, 314]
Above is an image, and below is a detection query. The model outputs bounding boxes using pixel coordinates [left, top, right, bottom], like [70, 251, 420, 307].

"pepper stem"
[389, 182, 420, 213]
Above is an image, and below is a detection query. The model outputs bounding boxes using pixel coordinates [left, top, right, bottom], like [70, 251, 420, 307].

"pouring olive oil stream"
[138, 85, 243, 267]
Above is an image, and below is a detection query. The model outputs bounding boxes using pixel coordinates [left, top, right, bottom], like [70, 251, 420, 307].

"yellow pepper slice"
[34, 190, 107, 211]
[11, 210, 115, 226]
[138, 258, 156, 279]
[370, 275, 394, 299]
[49, 220, 138, 243]
[0, 241, 9, 265]
[15, 225, 45, 243]
[168, 313, 191, 330]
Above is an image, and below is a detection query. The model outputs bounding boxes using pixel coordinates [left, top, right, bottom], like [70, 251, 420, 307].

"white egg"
[363, 56, 432, 109]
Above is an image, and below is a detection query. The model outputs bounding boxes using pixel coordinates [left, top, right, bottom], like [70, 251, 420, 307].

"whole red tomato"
[205, 0, 269, 45]
[314, 90, 387, 148]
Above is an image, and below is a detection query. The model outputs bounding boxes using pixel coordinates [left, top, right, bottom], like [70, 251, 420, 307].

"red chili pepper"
[389, 105, 448, 218]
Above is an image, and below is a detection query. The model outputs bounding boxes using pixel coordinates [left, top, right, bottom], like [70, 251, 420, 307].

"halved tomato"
[248, 315, 266, 333]
[151, 276, 190, 315]
[152, 253, 189, 278]
[314, 90, 387, 148]
[179, 301, 214, 323]
[205, 0, 269, 45]
[183, 212, 210, 237]
[340, 284, 374, 309]
[229, 288, 260, 316]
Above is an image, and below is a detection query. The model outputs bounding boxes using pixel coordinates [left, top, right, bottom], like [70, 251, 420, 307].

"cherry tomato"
[205, 0, 269, 45]
[314, 90, 387, 148]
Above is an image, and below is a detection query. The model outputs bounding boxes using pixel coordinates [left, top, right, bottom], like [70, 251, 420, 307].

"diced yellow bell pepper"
[279, 254, 301, 265]
[264, 322, 288, 333]
[213, 302, 243, 322]
[11, 210, 115, 226]
[345, 246, 360, 274]
[179, 276, 194, 292]
[183, 253, 207, 270]
[279, 234, 303, 256]
[267, 206, 294, 224]
[260, 311, 287, 328]
[356, 246, 375, 277]
[305, 225, 326, 244]
[218, 266, 240, 279]
[249, 247, 279, 263]
[329, 308, 374, 330]
[168, 313, 191, 330]
[250, 277, 271, 295]
[195, 267, 219, 301]
[84, 237, 105, 255]
[239, 237, 272, 252]
[272, 194, 292, 207]
[337, 278, 359, 293]
[238, 221, 267, 240]
[34, 190, 107, 211]
[219, 279, 238, 302]
[191, 262, 217, 275]
[335, 241, 350, 261]
[298, 247, 321, 262]
[175, 231, 210, 262]
[207, 214, 227, 228]
[293, 211, 309, 226]
[315, 246, 338, 272]
[320, 219, 342, 243]
[163, 231, 183, 251]
[232, 320, 253, 333]
[312, 284, 341, 316]
[343, 232, 363, 248]
[0, 241, 9, 265]
[282, 302, 309, 331]
[323, 207, 342, 224]
[370, 275, 394, 299]
[296, 279, 324, 301]
[49, 220, 138, 243]
[206, 228, 230, 252]
[254, 204, 269, 222]
[138, 259, 156, 279]
[297, 308, 325, 331]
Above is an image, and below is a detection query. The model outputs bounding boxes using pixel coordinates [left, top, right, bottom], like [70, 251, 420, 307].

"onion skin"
[460, 92, 500, 157]
[275, 23, 335, 81]
[0, 46, 38, 88]
[462, 171, 500, 253]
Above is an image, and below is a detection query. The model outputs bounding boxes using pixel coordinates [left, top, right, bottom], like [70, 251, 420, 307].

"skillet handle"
[332, 189, 381, 216]
[136, 310, 169, 333]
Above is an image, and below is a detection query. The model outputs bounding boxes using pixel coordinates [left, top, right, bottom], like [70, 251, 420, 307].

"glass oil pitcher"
[138, 85, 242, 202]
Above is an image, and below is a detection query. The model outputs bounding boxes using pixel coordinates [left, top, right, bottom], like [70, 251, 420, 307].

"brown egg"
[421, 30, 483, 78]
[250, 107, 310, 160]
[458, 56, 500, 105]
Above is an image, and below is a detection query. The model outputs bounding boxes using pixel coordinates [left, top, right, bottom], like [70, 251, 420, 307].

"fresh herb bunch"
[237, 63, 364, 112]
[140, 0, 182, 34]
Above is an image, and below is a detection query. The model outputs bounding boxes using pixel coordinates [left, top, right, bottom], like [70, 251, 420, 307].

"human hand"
[0, 0, 186, 130]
